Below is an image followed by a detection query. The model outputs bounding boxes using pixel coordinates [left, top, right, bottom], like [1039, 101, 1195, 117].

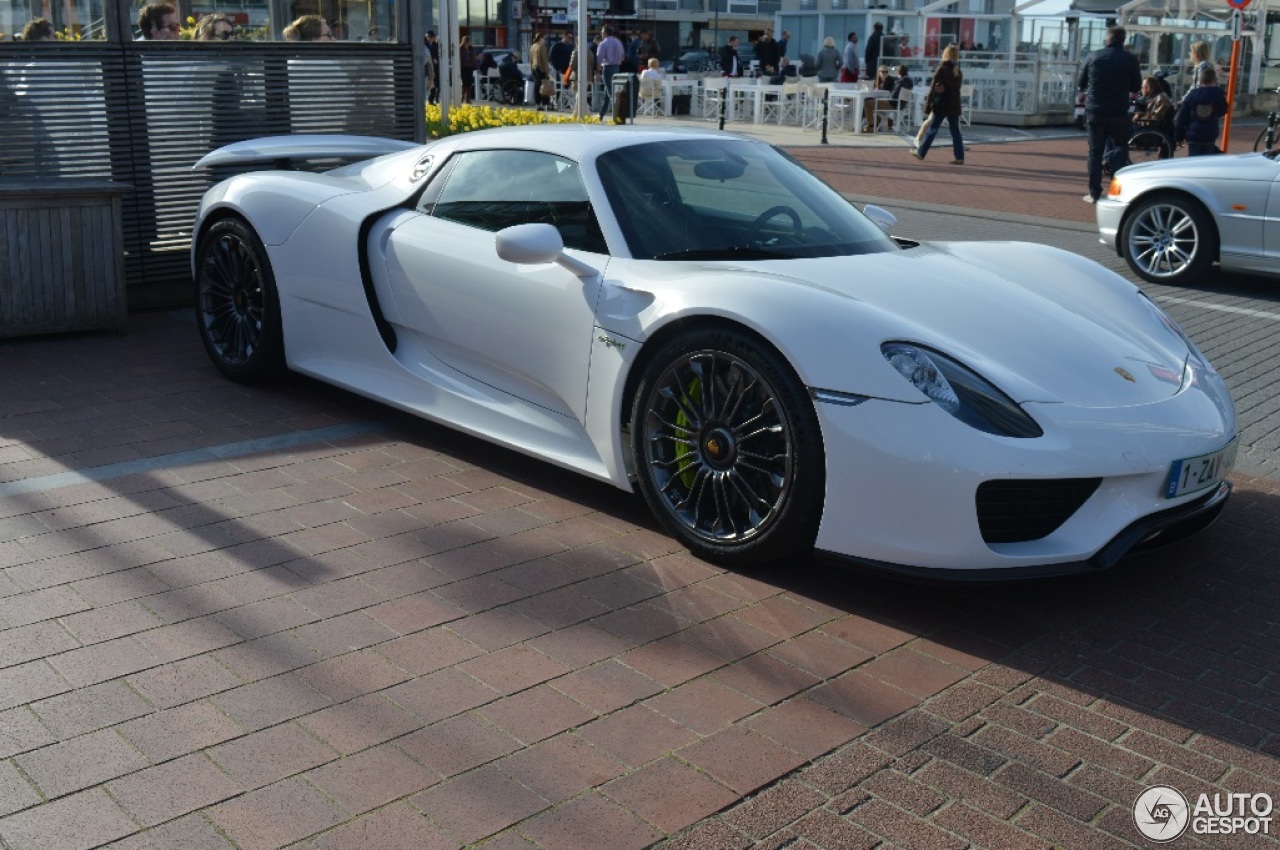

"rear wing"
[194, 135, 417, 170]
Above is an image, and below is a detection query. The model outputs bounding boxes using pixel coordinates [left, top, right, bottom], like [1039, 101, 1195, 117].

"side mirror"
[495, 223, 596, 278]
[863, 204, 897, 233]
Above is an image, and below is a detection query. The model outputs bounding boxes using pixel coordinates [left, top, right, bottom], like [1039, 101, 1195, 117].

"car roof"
[435, 124, 761, 162]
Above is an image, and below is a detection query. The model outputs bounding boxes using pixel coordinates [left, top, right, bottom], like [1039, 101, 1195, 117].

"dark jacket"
[1175, 85, 1228, 145]
[864, 29, 883, 72]
[549, 40, 573, 74]
[929, 61, 962, 118]
[890, 74, 914, 103]
[719, 44, 742, 77]
[1077, 43, 1141, 119]
[754, 37, 781, 73]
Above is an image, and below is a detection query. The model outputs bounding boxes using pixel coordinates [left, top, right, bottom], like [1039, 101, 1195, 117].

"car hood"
[651, 241, 1192, 409]
[1117, 150, 1277, 182]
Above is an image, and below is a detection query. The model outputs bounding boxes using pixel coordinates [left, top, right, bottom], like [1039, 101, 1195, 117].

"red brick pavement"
[0, 148, 1277, 848]
[792, 130, 1261, 226]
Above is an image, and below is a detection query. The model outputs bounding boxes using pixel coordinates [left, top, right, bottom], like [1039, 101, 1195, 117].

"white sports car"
[192, 126, 1236, 579]
[1096, 150, 1280, 284]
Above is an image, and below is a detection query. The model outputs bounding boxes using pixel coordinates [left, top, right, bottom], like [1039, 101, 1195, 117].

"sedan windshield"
[595, 138, 899, 260]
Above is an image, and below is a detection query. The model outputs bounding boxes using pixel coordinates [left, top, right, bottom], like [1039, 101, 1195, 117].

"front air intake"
[976, 478, 1102, 544]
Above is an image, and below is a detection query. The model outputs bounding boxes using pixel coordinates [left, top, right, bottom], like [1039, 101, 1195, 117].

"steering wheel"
[747, 205, 803, 244]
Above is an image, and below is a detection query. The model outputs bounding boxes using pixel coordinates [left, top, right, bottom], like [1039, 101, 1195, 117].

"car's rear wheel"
[1120, 195, 1217, 285]
[630, 327, 824, 567]
[194, 218, 286, 382]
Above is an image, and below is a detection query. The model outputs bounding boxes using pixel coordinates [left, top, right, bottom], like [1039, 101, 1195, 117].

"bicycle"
[1252, 84, 1280, 151]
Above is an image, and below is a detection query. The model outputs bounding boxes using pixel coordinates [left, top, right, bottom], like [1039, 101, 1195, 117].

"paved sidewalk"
[0, 125, 1277, 850]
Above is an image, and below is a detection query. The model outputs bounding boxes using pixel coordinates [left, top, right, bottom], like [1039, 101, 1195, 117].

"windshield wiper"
[652, 246, 793, 261]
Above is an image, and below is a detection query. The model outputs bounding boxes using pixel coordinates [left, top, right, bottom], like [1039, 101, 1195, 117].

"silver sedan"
[1096, 151, 1280, 284]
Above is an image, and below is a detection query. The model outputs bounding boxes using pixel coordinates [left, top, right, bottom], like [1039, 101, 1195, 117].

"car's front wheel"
[1120, 195, 1217, 285]
[194, 217, 286, 382]
[630, 327, 825, 567]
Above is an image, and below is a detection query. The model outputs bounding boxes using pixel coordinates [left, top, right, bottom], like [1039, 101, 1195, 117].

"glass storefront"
[0, 0, 401, 42]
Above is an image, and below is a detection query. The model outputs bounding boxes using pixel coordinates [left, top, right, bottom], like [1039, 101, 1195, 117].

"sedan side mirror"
[495, 223, 596, 278]
[862, 204, 898, 233]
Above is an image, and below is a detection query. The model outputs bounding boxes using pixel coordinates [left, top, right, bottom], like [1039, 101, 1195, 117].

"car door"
[1263, 155, 1280, 260]
[381, 148, 609, 421]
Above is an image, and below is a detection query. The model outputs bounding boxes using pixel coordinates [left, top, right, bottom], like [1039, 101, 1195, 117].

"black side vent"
[977, 478, 1102, 544]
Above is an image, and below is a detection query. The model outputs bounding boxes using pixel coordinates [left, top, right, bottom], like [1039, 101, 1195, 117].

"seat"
[701, 76, 728, 120]
[478, 68, 500, 102]
[959, 83, 975, 126]
[873, 92, 909, 133]
[775, 80, 803, 124]
[799, 82, 825, 129]
[636, 75, 663, 117]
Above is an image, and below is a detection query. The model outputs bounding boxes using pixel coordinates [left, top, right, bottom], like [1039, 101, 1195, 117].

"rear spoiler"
[194, 135, 418, 170]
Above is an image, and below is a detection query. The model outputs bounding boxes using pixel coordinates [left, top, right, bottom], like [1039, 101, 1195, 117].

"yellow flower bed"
[425, 103, 600, 138]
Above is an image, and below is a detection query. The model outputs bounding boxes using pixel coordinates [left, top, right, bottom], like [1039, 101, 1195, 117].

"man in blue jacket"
[1175, 66, 1229, 156]
[1077, 25, 1142, 204]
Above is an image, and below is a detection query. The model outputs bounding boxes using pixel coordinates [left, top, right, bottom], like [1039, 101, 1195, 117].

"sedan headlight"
[881, 343, 1043, 438]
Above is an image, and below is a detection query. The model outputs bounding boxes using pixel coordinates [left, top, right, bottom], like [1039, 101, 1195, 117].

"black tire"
[629, 326, 825, 566]
[1120, 195, 1217, 285]
[1129, 129, 1172, 163]
[194, 217, 287, 383]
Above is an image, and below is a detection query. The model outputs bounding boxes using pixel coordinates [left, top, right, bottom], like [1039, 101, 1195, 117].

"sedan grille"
[977, 478, 1102, 544]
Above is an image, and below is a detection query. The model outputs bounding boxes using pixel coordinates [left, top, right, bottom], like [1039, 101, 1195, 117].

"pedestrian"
[550, 32, 574, 79]
[777, 30, 790, 60]
[840, 32, 860, 83]
[1077, 25, 1141, 204]
[1175, 65, 1228, 156]
[911, 43, 965, 164]
[1188, 40, 1215, 90]
[815, 36, 841, 83]
[864, 22, 884, 78]
[424, 31, 440, 104]
[719, 35, 744, 78]
[530, 32, 552, 108]
[596, 25, 625, 119]
[755, 29, 780, 77]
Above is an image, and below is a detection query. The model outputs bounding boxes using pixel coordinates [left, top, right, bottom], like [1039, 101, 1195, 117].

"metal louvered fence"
[1, 41, 420, 310]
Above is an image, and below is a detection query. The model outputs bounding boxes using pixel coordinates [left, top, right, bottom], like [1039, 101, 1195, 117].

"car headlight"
[881, 343, 1043, 438]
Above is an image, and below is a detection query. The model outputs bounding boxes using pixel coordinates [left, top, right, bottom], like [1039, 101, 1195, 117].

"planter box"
[1, 180, 132, 339]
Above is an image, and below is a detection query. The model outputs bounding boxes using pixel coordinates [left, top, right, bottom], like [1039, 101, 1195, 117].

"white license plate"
[1164, 438, 1237, 499]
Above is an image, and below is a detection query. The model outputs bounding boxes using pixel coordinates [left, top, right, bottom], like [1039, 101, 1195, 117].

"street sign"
[1225, 0, 1251, 9]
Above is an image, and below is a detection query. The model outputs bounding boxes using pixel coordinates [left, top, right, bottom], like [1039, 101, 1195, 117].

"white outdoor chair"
[636, 75, 663, 117]
[873, 93, 909, 133]
[701, 77, 728, 120]
[960, 83, 975, 126]
[764, 80, 803, 124]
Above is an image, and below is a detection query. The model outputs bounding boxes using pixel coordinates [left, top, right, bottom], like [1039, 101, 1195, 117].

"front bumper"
[1096, 197, 1127, 253]
[811, 385, 1235, 576]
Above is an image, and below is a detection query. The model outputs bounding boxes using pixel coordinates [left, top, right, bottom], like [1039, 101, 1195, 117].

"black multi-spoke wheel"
[1120, 194, 1217, 285]
[195, 218, 286, 382]
[630, 327, 824, 566]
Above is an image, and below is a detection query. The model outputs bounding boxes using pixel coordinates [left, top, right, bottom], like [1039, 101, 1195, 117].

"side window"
[427, 149, 607, 254]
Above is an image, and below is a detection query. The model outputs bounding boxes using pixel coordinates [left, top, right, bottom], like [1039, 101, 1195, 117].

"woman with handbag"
[912, 43, 965, 164]
[531, 32, 554, 109]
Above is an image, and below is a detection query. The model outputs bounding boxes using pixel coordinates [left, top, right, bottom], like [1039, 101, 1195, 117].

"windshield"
[596, 139, 899, 260]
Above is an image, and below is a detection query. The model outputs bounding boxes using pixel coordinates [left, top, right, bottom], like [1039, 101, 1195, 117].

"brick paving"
[0, 132, 1278, 849]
